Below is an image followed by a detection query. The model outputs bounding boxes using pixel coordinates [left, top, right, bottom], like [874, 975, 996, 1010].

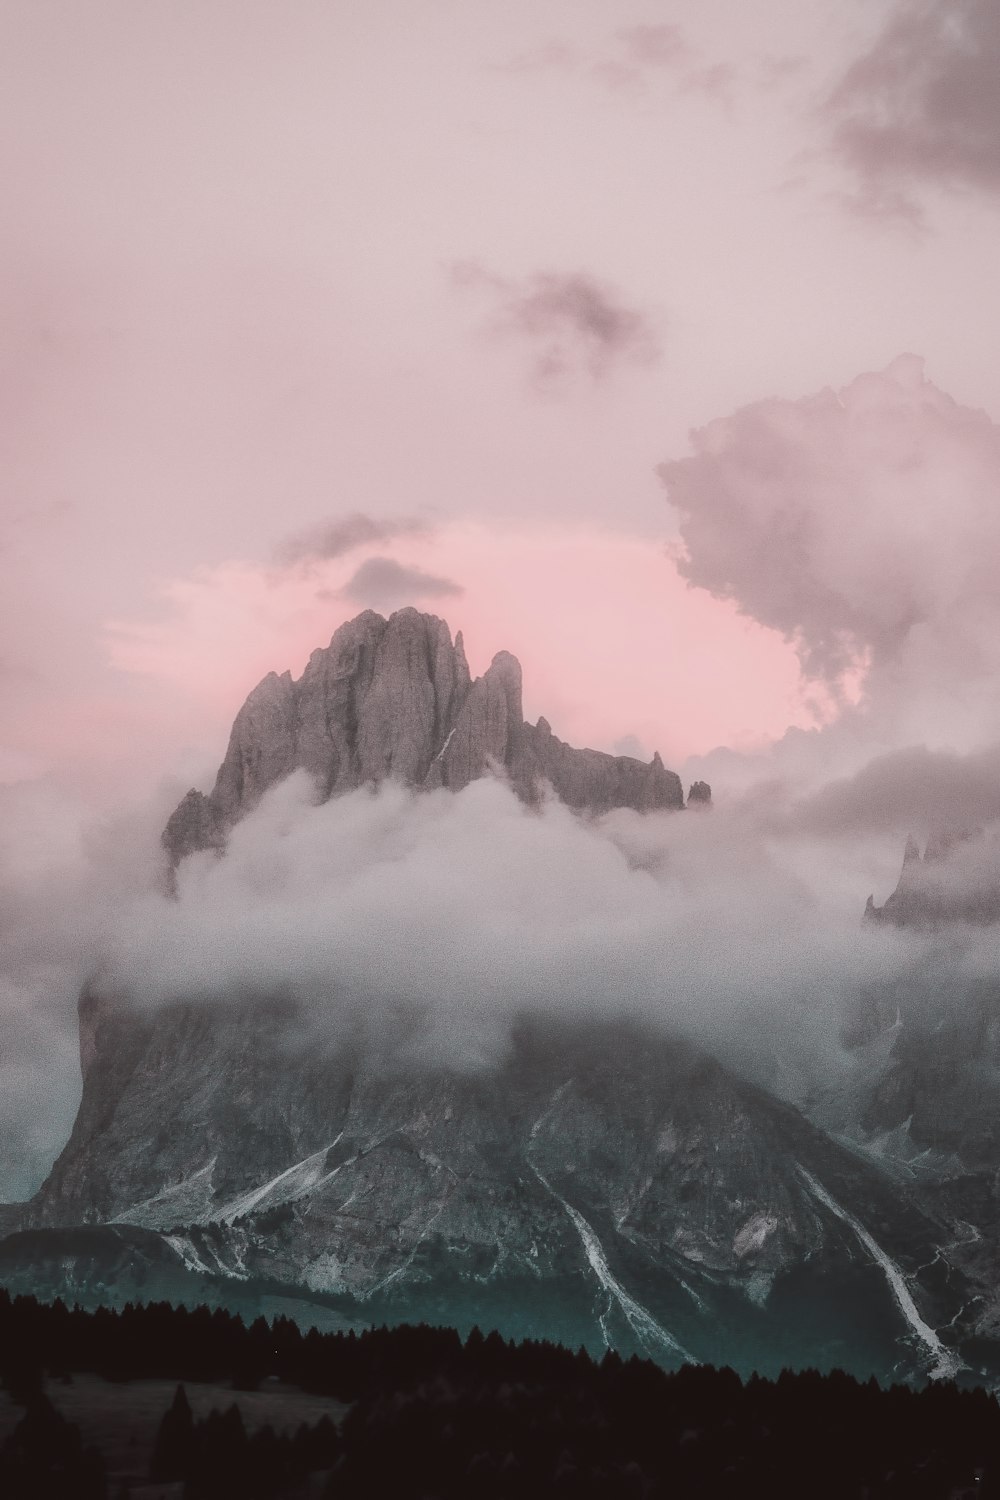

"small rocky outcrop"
[865, 827, 996, 928]
[163, 608, 685, 866]
[687, 780, 712, 808]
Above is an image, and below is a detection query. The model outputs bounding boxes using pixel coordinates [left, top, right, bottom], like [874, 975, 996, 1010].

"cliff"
[23, 991, 968, 1377]
[163, 609, 685, 866]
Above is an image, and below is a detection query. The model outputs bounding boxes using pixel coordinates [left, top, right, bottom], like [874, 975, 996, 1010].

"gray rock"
[865, 828, 997, 928]
[23, 988, 971, 1376]
[162, 608, 683, 866]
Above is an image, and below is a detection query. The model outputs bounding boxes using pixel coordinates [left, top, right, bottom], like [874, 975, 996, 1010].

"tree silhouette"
[149, 1382, 194, 1481]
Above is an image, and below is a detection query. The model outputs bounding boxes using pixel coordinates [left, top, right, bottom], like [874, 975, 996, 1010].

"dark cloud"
[451, 263, 660, 387]
[595, 24, 689, 90]
[607, 23, 737, 107]
[615, 24, 688, 70]
[788, 744, 1000, 841]
[495, 24, 742, 108]
[497, 23, 735, 104]
[678, 63, 738, 107]
[825, 0, 1000, 217]
[338, 556, 463, 610]
[757, 54, 808, 90]
[276, 513, 430, 566]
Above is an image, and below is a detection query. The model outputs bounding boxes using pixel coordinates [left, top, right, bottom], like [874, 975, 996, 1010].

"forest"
[0, 1289, 996, 1497]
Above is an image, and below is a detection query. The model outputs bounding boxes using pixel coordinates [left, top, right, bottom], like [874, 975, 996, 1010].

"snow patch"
[744, 1270, 774, 1308]
[302, 1251, 346, 1294]
[733, 1211, 778, 1258]
[364, 1197, 452, 1298]
[432, 728, 456, 763]
[115, 1160, 217, 1229]
[797, 1165, 963, 1381]
[530, 1162, 696, 1364]
[217, 1138, 343, 1224]
[529, 1082, 572, 1141]
[163, 1233, 215, 1277]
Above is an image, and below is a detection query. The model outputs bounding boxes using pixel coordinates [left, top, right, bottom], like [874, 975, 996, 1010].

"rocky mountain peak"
[162, 609, 685, 867]
[901, 834, 922, 870]
[865, 825, 996, 928]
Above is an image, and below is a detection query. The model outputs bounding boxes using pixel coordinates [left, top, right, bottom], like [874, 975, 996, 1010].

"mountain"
[848, 836, 1000, 1174]
[807, 833, 1000, 1351]
[864, 829, 999, 929]
[5, 611, 996, 1382]
[19, 991, 978, 1381]
[163, 607, 685, 866]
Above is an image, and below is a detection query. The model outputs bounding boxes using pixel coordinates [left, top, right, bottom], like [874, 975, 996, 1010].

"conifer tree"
[150, 1383, 195, 1481]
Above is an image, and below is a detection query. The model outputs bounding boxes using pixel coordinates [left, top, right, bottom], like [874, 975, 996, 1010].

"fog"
[0, 759, 937, 1204]
[0, 778, 180, 1198]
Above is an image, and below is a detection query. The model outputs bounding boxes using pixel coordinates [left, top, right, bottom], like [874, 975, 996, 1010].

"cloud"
[276, 513, 430, 567]
[590, 24, 690, 93]
[824, 0, 1000, 218]
[678, 63, 739, 108]
[496, 22, 740, 107]
[493, 39, 581, 75]
[612, 733, 649, 762]
[783, 742, 1000, 844]
[658, 356, 1000, 748]
[100, 772, 914, 1095]
[615, 24, 688, 71]
[337, 556, 463, 610]
[0, 777, 179, 1199]
[13, 631, 1000, 1201]
[451, 264, 661, 387]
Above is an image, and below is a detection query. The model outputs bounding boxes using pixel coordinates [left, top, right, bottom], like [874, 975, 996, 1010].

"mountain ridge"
[163, 607, 688, 868]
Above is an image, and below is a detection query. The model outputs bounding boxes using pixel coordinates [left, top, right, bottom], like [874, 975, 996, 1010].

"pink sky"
[2, 0, 1000, 804]
[100, 525, 815, 780]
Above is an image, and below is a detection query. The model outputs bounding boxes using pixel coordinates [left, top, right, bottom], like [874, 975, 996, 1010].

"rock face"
[163, 609, 684, 866]
[864, 829, 997, 928]
[21, 990, 979, 1380]
[815, 832, 1000, 1343]
[852, 831, 1000, 1165]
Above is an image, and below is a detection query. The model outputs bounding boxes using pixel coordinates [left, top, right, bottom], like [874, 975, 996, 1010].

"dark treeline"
[1, 1289, 1000, 1496]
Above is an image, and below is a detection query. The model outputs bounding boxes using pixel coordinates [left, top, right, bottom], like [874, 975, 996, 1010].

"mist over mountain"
[4, 600, 1000, 1383]
[9, 360, 1000, 1384]
[85, 607, 902, 1094]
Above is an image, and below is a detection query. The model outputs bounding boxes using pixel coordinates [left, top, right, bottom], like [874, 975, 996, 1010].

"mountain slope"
[21, 992, 980, 1380]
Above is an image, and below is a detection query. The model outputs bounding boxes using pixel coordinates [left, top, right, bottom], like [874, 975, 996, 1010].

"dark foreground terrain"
[1, 1291, 1000, 1497]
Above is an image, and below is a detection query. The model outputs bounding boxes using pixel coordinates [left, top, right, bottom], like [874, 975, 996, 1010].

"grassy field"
[0, 1374, 347, 1496]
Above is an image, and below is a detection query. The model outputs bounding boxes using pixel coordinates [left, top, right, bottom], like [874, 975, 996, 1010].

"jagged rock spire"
[163, 608, 684, 867]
